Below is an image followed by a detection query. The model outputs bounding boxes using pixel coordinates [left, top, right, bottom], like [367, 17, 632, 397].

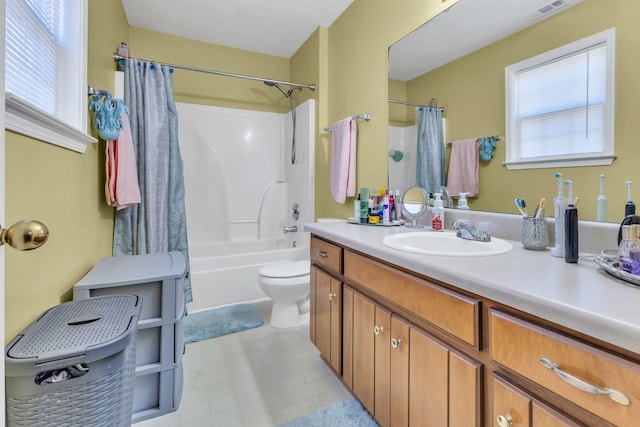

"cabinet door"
[449, 351, 482, 427]
[390, 315, 410, 427]
[312, 265, 341, 372]
[409, 327, 449, 427]
[492, 374, 531, 427]
[343, 286, 354, 389]
[532, 401, 581, 427]
[375, 306, 392, 427]
[353, 291, 376, 414]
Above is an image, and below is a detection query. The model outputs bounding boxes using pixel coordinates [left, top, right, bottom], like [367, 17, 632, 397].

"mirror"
[401, 186, 429, 228]
[388, 0, 636, 223]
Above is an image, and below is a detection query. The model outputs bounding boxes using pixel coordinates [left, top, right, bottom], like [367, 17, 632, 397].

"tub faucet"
[452, 220, 491, 242]
[283, 225, 298, 234]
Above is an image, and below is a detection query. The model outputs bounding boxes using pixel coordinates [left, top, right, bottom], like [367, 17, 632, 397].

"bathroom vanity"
[306, 220, 640, 427]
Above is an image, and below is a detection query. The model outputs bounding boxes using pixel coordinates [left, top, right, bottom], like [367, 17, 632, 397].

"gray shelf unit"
[73, 252, 187, 424]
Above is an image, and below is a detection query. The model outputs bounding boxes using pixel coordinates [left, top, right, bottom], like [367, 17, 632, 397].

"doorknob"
[0, 219, 49, 251]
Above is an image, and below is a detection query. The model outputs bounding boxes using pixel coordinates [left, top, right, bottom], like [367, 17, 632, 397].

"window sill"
[503, 155, 616, 170]
[5, 93, 97, 153]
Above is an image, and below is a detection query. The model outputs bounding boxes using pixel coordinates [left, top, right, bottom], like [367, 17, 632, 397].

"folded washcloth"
[447, 138, 479, 197]
[330, 118, 357, 203]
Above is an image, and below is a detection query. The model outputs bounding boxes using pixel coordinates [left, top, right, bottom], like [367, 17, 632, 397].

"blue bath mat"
[278, 400, 378, 427]
[183, 303, 263, 344]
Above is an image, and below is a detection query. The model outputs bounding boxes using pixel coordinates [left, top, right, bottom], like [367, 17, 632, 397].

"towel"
[330, 118, 357, 203]
[447, 138, 479, 197]
[105, 112, 141, 210]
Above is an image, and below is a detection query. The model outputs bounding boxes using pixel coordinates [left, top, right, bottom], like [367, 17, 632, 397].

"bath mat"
[183, 303, 263, 344]
[278, 399, 378, 427]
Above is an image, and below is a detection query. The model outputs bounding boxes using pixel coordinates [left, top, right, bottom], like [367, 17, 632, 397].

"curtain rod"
[114, 54, 316, 91]
[388, 98, 444, 111]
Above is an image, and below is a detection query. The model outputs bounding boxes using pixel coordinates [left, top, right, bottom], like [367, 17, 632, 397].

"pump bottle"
[431, 193, 444, 231]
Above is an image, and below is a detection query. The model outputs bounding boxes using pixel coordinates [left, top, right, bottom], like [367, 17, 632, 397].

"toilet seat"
[258, 260, 310, 279]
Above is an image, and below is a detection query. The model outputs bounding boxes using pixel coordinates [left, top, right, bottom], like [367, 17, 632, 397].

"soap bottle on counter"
[431, 192, 444, 231]
[619, 225, 640, 275]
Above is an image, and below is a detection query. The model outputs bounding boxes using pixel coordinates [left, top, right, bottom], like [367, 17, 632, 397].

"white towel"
[330, 118, 357, 203]
[447, 138, 479, 197]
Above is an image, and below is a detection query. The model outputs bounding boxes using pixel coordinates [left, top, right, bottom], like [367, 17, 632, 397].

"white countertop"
[305, 220, 640, 355]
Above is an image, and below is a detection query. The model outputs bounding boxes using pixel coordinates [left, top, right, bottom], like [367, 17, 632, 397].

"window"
[505, 28, 615, 169]
[5, 0, 95, 152]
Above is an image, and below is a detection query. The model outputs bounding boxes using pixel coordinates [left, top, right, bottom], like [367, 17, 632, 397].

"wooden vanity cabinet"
[344, 283, 482, 427]
[309, 234, 640, 427]
[310, 237, 343, 374]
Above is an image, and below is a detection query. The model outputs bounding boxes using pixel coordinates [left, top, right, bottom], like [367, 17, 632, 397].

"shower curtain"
[113, 59, 192, 302]
[416, 107, 445, 193]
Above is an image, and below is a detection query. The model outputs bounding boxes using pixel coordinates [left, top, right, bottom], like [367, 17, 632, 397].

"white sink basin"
[383, 231, 513, 256]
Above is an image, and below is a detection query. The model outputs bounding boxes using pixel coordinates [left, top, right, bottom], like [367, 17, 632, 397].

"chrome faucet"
[283, 225, 298, 234]
[438, 186, 452, 208]
[452, 220, 491, 242]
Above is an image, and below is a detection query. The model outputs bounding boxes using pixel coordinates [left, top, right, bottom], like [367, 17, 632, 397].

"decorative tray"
[348, 218, 405, 227]
[594, 254, 640, 286]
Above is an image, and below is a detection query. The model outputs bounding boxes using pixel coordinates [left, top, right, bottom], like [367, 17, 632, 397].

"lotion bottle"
[431, 192, 444, 231]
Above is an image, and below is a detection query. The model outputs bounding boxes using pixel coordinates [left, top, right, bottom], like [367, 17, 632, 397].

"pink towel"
[105, 112, 141, 210]
[330, 118, 357, 203]
[447, 138, 479, 197]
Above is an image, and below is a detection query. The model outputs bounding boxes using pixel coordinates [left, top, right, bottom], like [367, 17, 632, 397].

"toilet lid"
[259, 260, 310, 278]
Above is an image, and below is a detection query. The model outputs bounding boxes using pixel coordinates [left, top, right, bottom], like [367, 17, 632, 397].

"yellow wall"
[407, 0, 640, 221]
[5, 0, 130, 342]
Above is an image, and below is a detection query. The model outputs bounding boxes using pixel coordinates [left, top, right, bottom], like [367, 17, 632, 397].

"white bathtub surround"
[178, 100, 315, 312]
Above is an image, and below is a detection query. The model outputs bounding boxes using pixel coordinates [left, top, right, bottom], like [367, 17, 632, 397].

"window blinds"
[515, 43, 607, 159]
[5, 0, 61, 117]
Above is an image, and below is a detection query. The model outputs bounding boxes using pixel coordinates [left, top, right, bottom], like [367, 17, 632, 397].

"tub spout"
[283, 225, 298, 234]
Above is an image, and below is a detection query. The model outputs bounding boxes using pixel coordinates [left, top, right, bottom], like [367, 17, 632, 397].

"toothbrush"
[564, 180, 574, 206]
[514, 198, 528, 217]
[625, 181, 636, 217]
[551, 173, 567, 258]
[533, 198, 546, 219]
[597, 174, 606, 221]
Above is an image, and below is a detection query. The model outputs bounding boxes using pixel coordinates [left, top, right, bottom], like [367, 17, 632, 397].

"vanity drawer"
[344, 250, 480, 347]
[490, 309, 640, 426]
[311, 236, 343, 274]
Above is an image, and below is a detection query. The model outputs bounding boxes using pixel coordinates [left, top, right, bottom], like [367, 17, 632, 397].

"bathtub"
[186, 238, 309, 312]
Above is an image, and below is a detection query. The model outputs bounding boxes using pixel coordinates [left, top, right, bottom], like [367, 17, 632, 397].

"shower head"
[264, 81, 289, 98]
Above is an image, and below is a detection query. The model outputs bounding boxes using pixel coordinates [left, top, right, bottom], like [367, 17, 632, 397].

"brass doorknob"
[0, 219, 49, 251]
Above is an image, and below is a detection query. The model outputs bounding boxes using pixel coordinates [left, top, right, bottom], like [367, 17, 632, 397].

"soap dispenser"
[432, 193, 444, 231]
[457, 193, 470, 210]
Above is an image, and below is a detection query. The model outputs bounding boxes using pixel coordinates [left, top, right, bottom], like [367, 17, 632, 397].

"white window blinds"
[5, 0, 61, 117]
[516, 43, 606, 158]
[505, 28, 615, 169]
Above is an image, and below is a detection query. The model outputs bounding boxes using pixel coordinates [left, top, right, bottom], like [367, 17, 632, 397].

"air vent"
[527, 0, 570, 20]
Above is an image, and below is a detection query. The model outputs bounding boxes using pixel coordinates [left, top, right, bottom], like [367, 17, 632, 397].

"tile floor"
[136, 300, 353, 426]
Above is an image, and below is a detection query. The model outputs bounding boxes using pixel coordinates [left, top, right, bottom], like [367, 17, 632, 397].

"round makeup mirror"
[401, 186, 429, 228]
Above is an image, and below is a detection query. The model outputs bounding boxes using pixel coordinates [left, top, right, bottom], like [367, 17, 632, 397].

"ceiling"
[121, 0, 584, 80]
[120, 0, 354, 59]
[389, 0, 585, 81]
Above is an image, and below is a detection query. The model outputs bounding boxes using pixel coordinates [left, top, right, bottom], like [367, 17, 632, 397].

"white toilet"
[258, 260, 310, 328]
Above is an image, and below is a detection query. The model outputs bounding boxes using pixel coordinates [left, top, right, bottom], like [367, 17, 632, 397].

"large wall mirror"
[388, 0, 639, 223]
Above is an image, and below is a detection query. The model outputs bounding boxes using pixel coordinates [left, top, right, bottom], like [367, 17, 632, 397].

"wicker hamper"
[5, 295, 141, 427]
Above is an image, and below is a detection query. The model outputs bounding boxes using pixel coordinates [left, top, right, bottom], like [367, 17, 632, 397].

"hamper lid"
[6, 295, 140, 367]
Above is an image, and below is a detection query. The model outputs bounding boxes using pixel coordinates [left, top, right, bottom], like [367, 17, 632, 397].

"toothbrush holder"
[521, 216, 549, 250]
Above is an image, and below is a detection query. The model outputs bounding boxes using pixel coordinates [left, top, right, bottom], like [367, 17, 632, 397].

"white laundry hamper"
[5, 294, 141, 427]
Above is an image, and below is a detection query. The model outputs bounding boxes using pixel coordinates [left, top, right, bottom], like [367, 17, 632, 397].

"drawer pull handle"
[328, 292, 336, 301]
[374, 326, 384, 335]
[496, 414, 513, 427]
[317, 250, 329, 258]
[539, 357, 631, 406]
[391, 338, 402, 349]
